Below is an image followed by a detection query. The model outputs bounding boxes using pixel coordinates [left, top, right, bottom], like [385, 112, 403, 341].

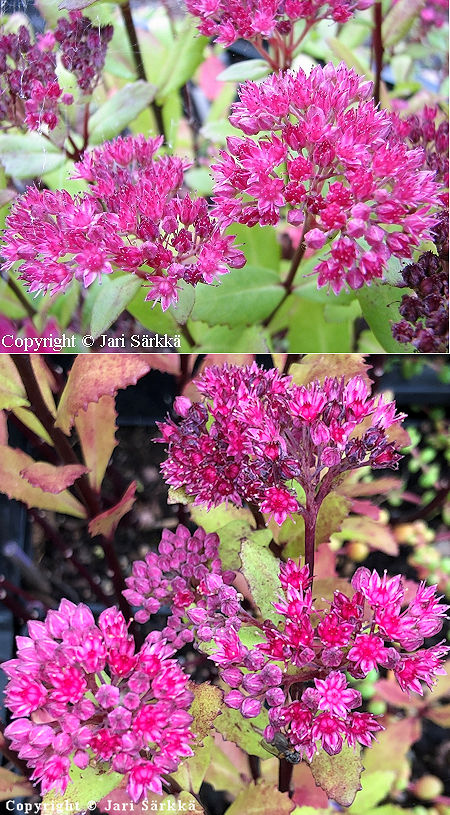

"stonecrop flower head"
[0, 14, 112, 133]
[186, 0, 373, 59]
[124, 524, 236, 648]
[391, 212, 449, 353]
[54, 11, 113, 95]
[2, 601, 194, 802]
[0, 25, 72, 132]
[159, 362, 405, 526]
[126, 538, 449, 760]
[212, 63, 441, 294]
[1, 135, 245, 308]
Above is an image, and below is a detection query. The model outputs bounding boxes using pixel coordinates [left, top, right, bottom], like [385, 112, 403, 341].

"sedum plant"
[0, 353, 448, 812]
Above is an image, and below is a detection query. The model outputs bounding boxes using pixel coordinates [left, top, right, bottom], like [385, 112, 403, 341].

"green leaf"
[382, 0, 426, 48]
[225, 781, 295, 815]
[126, 289, 178, 334]
[189, 682, 223, 748]
[240, 533, 281, 623]
[214, 706, 269, 759]
[192, 266, 283, 327]
[357, 282, 415, 353]
[348, 771, 396, 814]
[184, 167, 214, 196]
[217, 519, 255, 570]
[171, 736, 213, 794]
[193, 324, 271, 352]
[90, 275, 142, 339]
[229, 223, 280, 270]
[42, 760, 122, 812]
[169, 280, 195, 326]
[0, 133, 65, 179]
[287, 299, 353, 351]
[217, 59, 271, 83]
[190, 502, 255, 533]
[156, 22, 208, 101]
[310, 744, 363, 807]
[88, 81, 156, 144]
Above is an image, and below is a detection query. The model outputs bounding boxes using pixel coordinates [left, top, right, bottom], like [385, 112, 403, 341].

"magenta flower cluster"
[212, 63, 441, 294]
[1, 135, 245, 308]
[3, 601, 193, 803]
[125, 536, 449, 759]
[54, 12, 113, 95]
[0, 13, 112, 133]
[186, 0, 373, 50]
[124, 524, 235, 648]
[159, 362, 405, 526]
[209, 561, 449, 757]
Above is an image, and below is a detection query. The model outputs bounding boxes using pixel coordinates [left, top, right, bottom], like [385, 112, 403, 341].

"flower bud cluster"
[3, 601, 194, 803]
[159, 362, 405, 526]
[124, 524, 235, 649]
[201, 560, 449, 758]
[392, 212, 449, 353]
[1, 135, 245, 307]
[54, 11, 113, 95]
[0, 13, 112, 132]
[211, 63, 441, 294]
[186, 0, 373, 50]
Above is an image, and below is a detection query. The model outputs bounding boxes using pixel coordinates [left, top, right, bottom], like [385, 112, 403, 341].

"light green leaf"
[310, 744, 363, 807]
[217, 519, 254, 570]
[126, 289, 178, 334]
[191, 266, 283, 327]
[287, 298, 353, 351]
[156, 22, 208, 101]
[171, 737, 213, 794]
[225, 781, 295, 815]
[240, 534, 281, 623]
[90, 275, 142, 339]
[88, 81, 156, 144]
[217, 59, 271, 83]
[214, 707, 269, 759]
[0, 133, 65, 179]
[190, 502, 255, 533]
[356, 282, 415, 353]
[382, 0, 426, 48]
[184, 167, 214, 196]
[349, 771, 396, 814]
[228, 223, 280, 270]
[193, 324, 271, 352]
[42, 760, 121, 812]
[169, 280, 195, 326]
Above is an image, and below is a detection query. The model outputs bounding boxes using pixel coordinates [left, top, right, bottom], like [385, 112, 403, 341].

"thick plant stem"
[262, 216, 309, 329]
[373, 1, 384, 107]
[10, 355, 132, 622]
[278, 757, 293, 793]
[120, 1, 167, 142]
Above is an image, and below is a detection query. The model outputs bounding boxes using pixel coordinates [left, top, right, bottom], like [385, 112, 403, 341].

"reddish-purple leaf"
[88, 481, 136, 539]
[55, 356, 152, 434]
[20, 462, 88, 494]
[0, 446, 86, 517]
[75, 395, 118, 493]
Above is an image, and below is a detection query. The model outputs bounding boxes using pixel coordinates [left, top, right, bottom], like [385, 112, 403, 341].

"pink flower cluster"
[212, 63, 441, 294]
[54, 11, 113, 95]
[205, 561, 448, 758]
[1, 135, 245, 308]
[0, 26, 72, 132]
[123, 524, 235, 648]
[2, 601, 194, 803]
[159, 362, 405, 526]
[186, 0, 372, 51]
[0, 14, 112, 133]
